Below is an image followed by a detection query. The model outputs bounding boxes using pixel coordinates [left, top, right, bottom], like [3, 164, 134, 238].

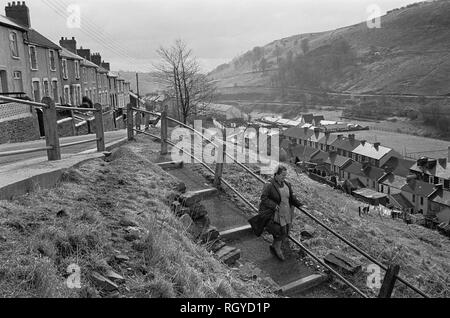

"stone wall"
[0, 114, 41, 144]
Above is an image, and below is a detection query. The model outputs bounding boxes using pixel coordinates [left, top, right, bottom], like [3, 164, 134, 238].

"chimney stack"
[59, 37, 77, 53]
[348, 134, 355, 141]
[5, 1, 30, 28]
[374, 142, 381, 149]
[91, 53, 102, 66]
[77, 47, 91, 61]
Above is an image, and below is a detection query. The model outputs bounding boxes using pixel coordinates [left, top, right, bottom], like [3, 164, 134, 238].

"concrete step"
[278, 273, 329, 296]
[224, 231, 326, 296]
[157, 161, 184, 170]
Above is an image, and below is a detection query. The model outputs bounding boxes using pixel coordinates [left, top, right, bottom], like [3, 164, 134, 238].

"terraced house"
[0, 12, 31, 97]
[4, 2, 62, 103]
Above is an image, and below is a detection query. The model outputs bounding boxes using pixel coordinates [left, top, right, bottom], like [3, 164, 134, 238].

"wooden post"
[41, 97, 61, 161]
[127, 103, 134, 141]
[378, 264, 400, 298]
[135, 107, 141, 131]
[214, 143, 225, 187]
[161, 105, 168, 155]
[70, 110, 76, 136]
[94, 103, 105, 152]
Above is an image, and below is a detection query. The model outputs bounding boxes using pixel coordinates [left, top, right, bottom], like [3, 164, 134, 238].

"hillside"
[0, 139, 274, 298]
[209, 0, 450, 96]
[118, 72, 165, 96]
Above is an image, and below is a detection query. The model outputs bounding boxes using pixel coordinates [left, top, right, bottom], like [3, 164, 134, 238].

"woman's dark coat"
[248, 178, 303, 236]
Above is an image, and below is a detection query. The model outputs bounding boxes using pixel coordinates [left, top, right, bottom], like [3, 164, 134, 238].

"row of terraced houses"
[0, 2, 131, 143]
[281, 126, 450, 226]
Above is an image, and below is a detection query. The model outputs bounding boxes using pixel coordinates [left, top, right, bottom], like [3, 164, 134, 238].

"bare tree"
[154, 39, 216, 124]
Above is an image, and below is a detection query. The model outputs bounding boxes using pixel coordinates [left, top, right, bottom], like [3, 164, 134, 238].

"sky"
[17, 0, 425, 72]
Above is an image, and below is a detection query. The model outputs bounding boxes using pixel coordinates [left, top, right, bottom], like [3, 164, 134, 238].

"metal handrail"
[0, 95, 45, 108]
[60, 138, 99, 148]
[134, 128, 369, 298]
[0, 146, 53, 158]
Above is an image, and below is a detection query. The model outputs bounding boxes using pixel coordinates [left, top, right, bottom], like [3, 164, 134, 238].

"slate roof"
[325, 153, 352, 168]
[391, 193, 414, 209]
[429, 189, 450, 207]
[27, 29, 60, 50]
[291, 145, 319, 162]
[330, 137, 360, 152]
[401, 180, 436, 197]
[343, 161, 385, 180]
[410, 160, 450, 180]
[0, 14, 26, 31]
[381, 157, 416, 178]
[60, 47, 83, 60]
[379, 173, 407, 189]
[353, 142, 394, 161]
[283, 127, 314, 140]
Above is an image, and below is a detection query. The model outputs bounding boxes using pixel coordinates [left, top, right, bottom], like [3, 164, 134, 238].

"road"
[0, 130, 127, 167]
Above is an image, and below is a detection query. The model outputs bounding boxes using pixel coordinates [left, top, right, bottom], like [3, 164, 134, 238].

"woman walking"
[249, 165, 303, 261]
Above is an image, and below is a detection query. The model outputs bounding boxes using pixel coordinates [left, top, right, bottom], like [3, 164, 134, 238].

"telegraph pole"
[136, 72, 140, 108]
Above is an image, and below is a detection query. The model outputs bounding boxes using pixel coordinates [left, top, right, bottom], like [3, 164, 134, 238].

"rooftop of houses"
[410, 158, 450, 180]
[283, 126, 314, 140]
[291, 144, 319, 162]
[60, 47, 83, 60]
[0, 14, 26, 30]
[353, 141, 395, 160]
[81, 58, 99, 68]
[26, 29, 60, 50]
[401, 179, 437, 197]
[300, 114, 314, 124]
[381, 157, 416, 178]
[318, 133, 340, 146]
[310, 150, 329, 163]
[378, 173, 407, 189]
[391, 193, 414, 210]
[325, 152, 352, 168]
[343, 161, 385, 180]
[429, 189, 450, 207]
[330, 136, 360, 152]
[353, 188, 388, 200]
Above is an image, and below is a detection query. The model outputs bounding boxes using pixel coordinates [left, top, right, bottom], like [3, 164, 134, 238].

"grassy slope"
[194, 161, 450, 298]
[0, 138, 275, 298]
[210, 0, 450, 95]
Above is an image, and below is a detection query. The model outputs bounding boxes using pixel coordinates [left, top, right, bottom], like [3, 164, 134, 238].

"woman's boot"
[271, 238, 285, 261]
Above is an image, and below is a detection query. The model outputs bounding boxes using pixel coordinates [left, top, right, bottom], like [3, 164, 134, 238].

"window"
[13, 71, 23, 92]
[32, 80, 41, 102]
[10, 32, 19, 58]
[64, 85, 70, 105]
[380, 185, 384, 192]
[420, 197, 424, 206]
[372, 181, 375, 189]
[444, 179, 450, 190]
[75, 61, 80, 79]
[76, 85, 82, 105]
[388, 187, 390, 195]
[43, 79, 50, 97]
[0, 71, 8, 93]
[412, 194, 416, 203]
[52, 80, 58, 102]
[62, 59, 68, 79]
[29, 46, 38, 70]
[49, 50, 56, 71]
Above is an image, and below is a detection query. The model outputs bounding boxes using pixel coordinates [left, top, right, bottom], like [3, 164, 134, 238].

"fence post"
[214, 142, 225, 187]
[161, 105, 168, 155]
[127, 103, 134, 141]
[94, 103, 105, 152]
[378, 264, 400, 298]
[135, 106, 141, 132]
[41, 97, 61, 161]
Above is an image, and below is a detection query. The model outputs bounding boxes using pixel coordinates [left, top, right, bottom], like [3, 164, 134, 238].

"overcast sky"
[20, 0, 423, 72]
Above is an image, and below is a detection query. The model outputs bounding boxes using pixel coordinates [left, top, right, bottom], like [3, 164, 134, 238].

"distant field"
[348, 130, 449, 159]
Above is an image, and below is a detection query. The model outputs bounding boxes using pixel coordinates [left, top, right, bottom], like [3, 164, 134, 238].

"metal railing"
[127, 104, 432, 298]
[0, 96, 106, 160]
